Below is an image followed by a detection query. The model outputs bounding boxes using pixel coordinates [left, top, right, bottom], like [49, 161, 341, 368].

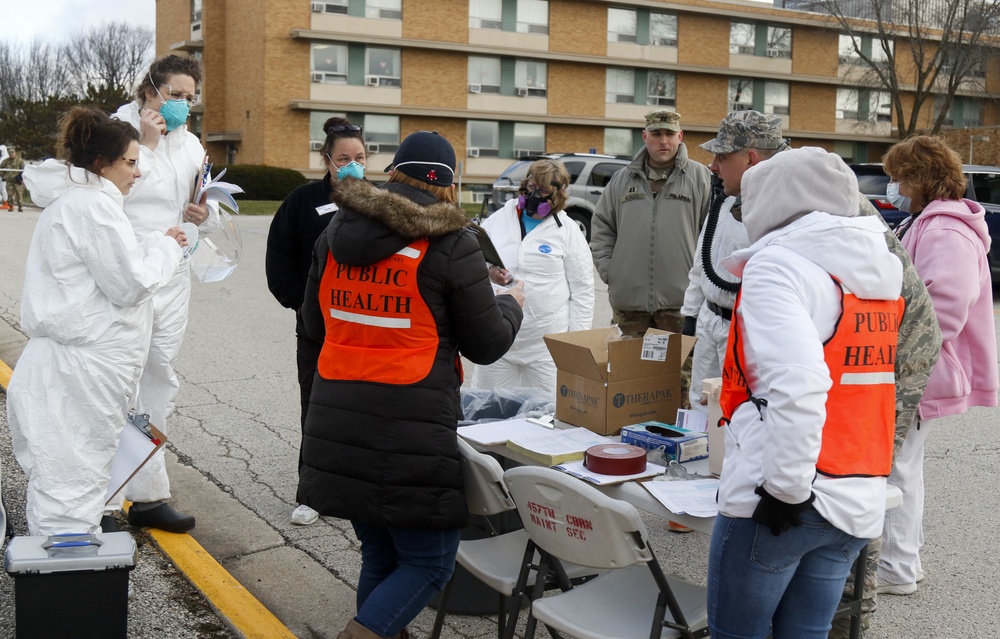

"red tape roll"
[583, 444, 647, 475]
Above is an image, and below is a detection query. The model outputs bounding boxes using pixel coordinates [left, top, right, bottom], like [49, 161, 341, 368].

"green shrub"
[216, 165, 308, 201]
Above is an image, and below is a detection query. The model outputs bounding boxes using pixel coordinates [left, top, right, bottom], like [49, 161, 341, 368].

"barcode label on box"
[641, 334, 669, 361]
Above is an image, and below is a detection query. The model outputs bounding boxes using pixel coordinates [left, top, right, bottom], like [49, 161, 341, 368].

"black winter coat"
[265, 174, 336, 337]
[298, 179, 523, 529]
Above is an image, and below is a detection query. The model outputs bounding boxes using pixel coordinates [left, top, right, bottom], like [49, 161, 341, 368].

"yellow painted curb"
[145, 527, 296, 639]
[0, 357, 12, 391]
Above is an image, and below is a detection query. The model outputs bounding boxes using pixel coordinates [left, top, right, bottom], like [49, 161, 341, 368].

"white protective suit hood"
[24, 158, 122, 209]
[728, 147, 902, 301]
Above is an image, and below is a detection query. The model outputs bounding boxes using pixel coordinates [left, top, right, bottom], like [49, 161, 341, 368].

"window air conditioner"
[516, 87, 529, 97]
[190, 21, 202, 40]
[365, 75, 381, 86]
[467, 148, 480, 158]
[311, 2, 325, 11]
[766, 49, 782, 58]
[733, 103, 752, 111]
[366, 143, 381, 154]
[310, 141, 324, 152]
[311, 72, 324, 83]
[514, 149, 532, 158]
[468, 83, 482, 94]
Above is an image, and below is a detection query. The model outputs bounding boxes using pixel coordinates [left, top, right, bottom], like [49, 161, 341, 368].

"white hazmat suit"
[8, 160, 182, 535]
[470, 200, 594, 394]
[681, 196, 747, 412]
[112, 102, 218, 504]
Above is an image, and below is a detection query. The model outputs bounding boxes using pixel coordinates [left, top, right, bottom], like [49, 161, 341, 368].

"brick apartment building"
[156, 0, 1000, 201]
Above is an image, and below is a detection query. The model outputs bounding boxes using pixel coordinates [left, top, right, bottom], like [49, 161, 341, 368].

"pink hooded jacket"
[899, 198, 998, 419]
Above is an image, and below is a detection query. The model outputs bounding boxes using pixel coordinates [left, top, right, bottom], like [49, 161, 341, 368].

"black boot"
[100, 514, 121, 533]
[128, 502, 195, 533]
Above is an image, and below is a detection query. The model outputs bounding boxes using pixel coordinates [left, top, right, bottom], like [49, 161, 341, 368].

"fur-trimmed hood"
[326, 179, 470, 266]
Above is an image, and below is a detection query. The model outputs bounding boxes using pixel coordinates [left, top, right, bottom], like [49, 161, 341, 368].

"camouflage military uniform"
[828, 197, 941, 639]
[1, 152, 25, 211]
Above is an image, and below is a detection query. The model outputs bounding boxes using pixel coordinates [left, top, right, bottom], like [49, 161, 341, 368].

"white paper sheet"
[554, 460, 667, 485]
[105, 421, 165, 505]
[457, 418, 554, 446]
[506, 428, 610, 458]
[642, 478, 720, 517]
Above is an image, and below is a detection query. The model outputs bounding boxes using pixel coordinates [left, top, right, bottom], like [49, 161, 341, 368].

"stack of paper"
[506, 428, 611, 465]
[555, 459, 667, 485]
[457, 418, 554, 446]
[642, 478, 720, 517]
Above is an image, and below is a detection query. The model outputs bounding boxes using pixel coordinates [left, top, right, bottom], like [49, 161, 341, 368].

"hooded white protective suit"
[470, 200, 594, 394]
[112, 102, 217, 504]
[8, 160, 182, 535]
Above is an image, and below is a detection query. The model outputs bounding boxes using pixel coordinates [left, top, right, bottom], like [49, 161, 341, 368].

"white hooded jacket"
[8, 160, 181, 535]
[717, 148, 904, 540]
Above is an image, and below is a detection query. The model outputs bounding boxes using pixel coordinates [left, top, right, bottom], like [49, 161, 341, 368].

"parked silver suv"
[488, 153, 631, 241]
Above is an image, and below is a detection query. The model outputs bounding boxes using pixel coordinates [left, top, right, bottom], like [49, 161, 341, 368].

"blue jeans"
[351, 522, 461, 637]
[707, 509, 867, 639]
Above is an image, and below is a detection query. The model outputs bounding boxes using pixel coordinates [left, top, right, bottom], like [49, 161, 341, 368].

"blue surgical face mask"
[336, 160, 365, 181]
[886, 181, 911, 213]
[159, 99, 190, 132]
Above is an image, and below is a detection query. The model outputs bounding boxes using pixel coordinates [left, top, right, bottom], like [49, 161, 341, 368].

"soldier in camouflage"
[697, 111, 941, 638]
[1, 146, 25, 212]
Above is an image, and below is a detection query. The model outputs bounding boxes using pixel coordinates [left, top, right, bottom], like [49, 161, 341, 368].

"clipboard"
[469, 222, 505, 270]
[104, 413, 168, 505]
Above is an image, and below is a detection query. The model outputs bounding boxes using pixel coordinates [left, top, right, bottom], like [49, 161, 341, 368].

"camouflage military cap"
[644, 110, 681, 132]
[700, 110, 786, 154]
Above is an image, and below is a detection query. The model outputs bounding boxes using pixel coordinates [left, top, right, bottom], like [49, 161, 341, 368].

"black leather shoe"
[128, 503, 196, 533]
[100, 514, 120, 533]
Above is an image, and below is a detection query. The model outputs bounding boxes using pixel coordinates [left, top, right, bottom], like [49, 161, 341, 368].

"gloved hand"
[752, 485, 815, 536]
[681, 315, 697, 337]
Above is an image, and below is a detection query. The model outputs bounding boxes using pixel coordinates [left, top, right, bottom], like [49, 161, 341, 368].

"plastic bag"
[459, 387, 555, 425]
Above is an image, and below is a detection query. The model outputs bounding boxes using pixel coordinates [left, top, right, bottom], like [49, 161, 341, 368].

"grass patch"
[234, 200, 282, 216]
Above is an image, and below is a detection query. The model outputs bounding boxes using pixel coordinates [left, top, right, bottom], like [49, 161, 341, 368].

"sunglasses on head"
[329, 124, 362, 133]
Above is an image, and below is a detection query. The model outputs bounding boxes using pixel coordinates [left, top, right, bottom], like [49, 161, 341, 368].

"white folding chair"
[504, 466, 710, 639]
[430, 439, 596, 639]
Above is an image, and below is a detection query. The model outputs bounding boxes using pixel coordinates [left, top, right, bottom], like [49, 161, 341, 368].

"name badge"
[316, 203, 339, 215]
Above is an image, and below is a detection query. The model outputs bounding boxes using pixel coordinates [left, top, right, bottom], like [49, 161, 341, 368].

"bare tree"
[62, 21, 154, 98]
[797, 0, 1000, 138]
[0, 40, 70, 110]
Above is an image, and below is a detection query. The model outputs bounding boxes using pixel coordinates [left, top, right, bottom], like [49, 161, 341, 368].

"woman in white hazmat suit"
[7, 107, 186, 536]
[111, 54, 216, 533]
[471, 159, 594, 394]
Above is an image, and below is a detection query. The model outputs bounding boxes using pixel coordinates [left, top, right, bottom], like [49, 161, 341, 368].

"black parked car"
[850, 163, 1000, 283]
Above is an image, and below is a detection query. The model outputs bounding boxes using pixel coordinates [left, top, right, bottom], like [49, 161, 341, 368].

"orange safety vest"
[316, 238, 439, 385]
[719, 278, 904, 478]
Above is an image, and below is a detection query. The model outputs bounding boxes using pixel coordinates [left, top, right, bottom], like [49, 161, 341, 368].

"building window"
[191, 0, 202, 21]
[608, 7, 637, 43]
[468, 56, 502, 93]
[309, 111, 347, 149]
[470, 0, 503, 29]
[311, 0, 348, 14]
[647, 71, 676, 107]
[467, 121, 501, 157]
[730, 22, 755, 55]
[729, 78, 754, 111]
[513, 122, 545, 157]
[517, 0, 548, 34]
[365, 0, 402, 20]
[604, 128, 634, 155]
[964, 99, 984, 127]
[515, 60, 546, 97]
[767, 26, 791, 58]
[839, 34, 892, 66]
[363, 114, 400, 154]
[935, 97, 983, 128]
[366, 48, 401, 87]
[732, 21, 791, 58]
[606, 68, 635, 103]
[649, 12, 678, 47]
[836, 88, 889, 122]
[764, 81, 789, 115]
[312, 43, 348, 84]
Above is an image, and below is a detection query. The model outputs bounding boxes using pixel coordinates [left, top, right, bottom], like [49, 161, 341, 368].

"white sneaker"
[877, 577, 918, 596]
[916, 569, 925, 583]
[290, 504, 319, 526]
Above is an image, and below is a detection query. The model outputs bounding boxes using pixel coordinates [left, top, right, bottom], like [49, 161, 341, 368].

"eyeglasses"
[159, 84, 201, 106]
[328, 124, 362, 134]
[527, 182, 558, 197]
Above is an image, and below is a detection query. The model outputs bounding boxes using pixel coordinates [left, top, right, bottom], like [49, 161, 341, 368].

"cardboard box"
[620, 421, 709, 463]
[544, 328, 695, 435]
[5, 532, 136, 639]
[703, 377, 725, 475]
